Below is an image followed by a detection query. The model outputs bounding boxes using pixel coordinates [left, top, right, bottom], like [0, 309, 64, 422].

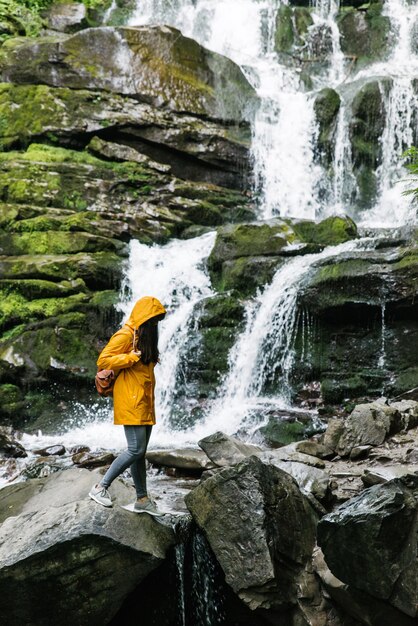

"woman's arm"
[97, 328, 140, 371]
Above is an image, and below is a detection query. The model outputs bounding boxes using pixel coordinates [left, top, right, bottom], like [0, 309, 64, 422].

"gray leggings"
[101, 425, 152, 498]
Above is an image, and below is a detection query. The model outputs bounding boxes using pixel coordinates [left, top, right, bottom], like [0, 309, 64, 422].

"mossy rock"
[196, 293, 245, 329]
[350, 80, 390, 169]
[321, 376, 368, 404]
[257, 419, 308, 447]
[0, 230, 126, 256]
[291, 216, 358, 246]
[314, 88, 341, 164]
[274, 5, 313, 54]
[0, 251, 123, 290]
[208, 220, 295, 271]
[0, 26, 257, 121]
[337, 2, 391, 66]
[217, 256, 284, 295]
[0, 381, 25, 419]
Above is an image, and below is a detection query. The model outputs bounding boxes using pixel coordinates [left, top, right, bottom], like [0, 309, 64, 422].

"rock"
[298, 245, 418, 403]
[185, 456, 318, 612]
[318, 474, 418, 622]
[361, 465, 418, 486]
[146, 448, 214, 471]
[405, 448, 418, 464]
[323, 419, 345, 452]
[314, 88, 341, 165]
[349, 79, 390, 208]
[269, 460, 330, 501]
[313, 546, 417, 626]
[0, 468, 176, 625]
[337, 3, 391, 66]
[349, 444, 372, 460]
[390, 399, 418, 430]
[46, 2, 87, 33]
[0, 426, 27, 458]
[295, 440, 334, 459]
[87, 136, 171, 173]
[0, 26, 257, 122]
[0, 82, 252, 189]
[33, 445, 66, 456]
[274, 5, 313, 54]
[72, 450, 115, 468]
[0, 382, 26, 419]
[262, 445, 326, 469]
[68, 444, 90, 454]
[253, 408, 325, 448]
[21, 456, 65, 479]
[197, 431, 262, 467]
[336, 400, 404, 457]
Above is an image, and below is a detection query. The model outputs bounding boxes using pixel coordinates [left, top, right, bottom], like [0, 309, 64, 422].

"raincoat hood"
[125, 296, 166, 330]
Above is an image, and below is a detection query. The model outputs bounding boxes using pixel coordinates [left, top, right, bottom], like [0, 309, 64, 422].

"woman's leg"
[130, 425, 152, 499]
[100, 425, 148, 491]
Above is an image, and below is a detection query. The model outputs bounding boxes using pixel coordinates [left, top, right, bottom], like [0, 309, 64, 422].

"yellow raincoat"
[97, 296, 166, 426]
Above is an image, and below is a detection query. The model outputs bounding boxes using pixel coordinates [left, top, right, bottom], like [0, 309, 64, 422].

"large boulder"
[0, 25, 257, 122]
[318, 474, 418, 623]
[0, 468, 176, 626]
[185, 456, 318, 613]
[335, 399, 418, 457]
[337, 2, 392, 66]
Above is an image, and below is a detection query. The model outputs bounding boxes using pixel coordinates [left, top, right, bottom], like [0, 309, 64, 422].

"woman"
[89, 295, 166, 515]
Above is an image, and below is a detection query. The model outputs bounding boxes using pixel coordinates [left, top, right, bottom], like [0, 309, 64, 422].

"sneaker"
[134, 497, 163, 516]
[89, 483, 112, 507]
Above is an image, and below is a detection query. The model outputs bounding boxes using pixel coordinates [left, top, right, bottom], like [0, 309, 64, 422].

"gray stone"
[337, 400, 401, 457]
[295, 440, 334, 459]
[87, 136, 171, 173]
[269, 459, 330, 501]
[72, 450, 115, 468]
[349, 444, 372, 460]
[146, 448, 215, 471]
[261, 445, 326, 469]
[185, 456, 318, 611]
[322, 419, 345, 452]
[198, 431, 262, 467]
[46, 2, 86, 33]
[0, 468, 176, 625]
[318, 474, 418, 619]
[0, 426, 27, 458]
[390, 399, 418, 430]
[361, 465, 418, 487]
[33, 444, 66, 456]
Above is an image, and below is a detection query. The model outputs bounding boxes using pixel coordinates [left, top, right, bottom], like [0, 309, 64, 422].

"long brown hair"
[137, 314, 165, 364]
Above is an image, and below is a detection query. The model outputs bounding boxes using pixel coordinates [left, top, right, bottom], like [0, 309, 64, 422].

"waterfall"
[126, 0, 418, 224]
[200, 238, 371, 435]
[118, 232, 216, 434]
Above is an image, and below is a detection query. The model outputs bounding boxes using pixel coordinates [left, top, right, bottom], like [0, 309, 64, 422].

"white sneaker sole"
[89, 491, 113, 507]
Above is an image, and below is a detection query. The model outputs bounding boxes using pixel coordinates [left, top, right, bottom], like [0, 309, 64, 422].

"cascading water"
[118, 232, 216, 432]
[201, 238, 372, 435]
[122, 0, 418, 225]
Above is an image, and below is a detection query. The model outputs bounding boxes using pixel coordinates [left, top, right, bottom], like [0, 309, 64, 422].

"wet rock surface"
[0, 467, 176, 626]
[185, 456, 318, 613]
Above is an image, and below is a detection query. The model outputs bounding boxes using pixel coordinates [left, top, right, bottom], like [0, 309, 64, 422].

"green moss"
[321, 376, 368, 403]
[292, 216, 358, 246]
[337, 2, 391, 66]
[0, 0, 44, 42]
[0, 289, 88, 330]
[0, 382, 22, 404]
[0, 278, 87, 298]
[258, 420, 307, 447]
[0, 230, 121, 255]
[12, 215, 62, 232]
[275, 5, 294, 52]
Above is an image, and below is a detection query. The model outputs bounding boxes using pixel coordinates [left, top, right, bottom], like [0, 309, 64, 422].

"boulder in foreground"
[0, 468, 176, 626]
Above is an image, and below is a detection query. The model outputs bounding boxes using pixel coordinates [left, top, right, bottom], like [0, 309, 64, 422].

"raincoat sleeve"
[97, 328, 140, 371]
